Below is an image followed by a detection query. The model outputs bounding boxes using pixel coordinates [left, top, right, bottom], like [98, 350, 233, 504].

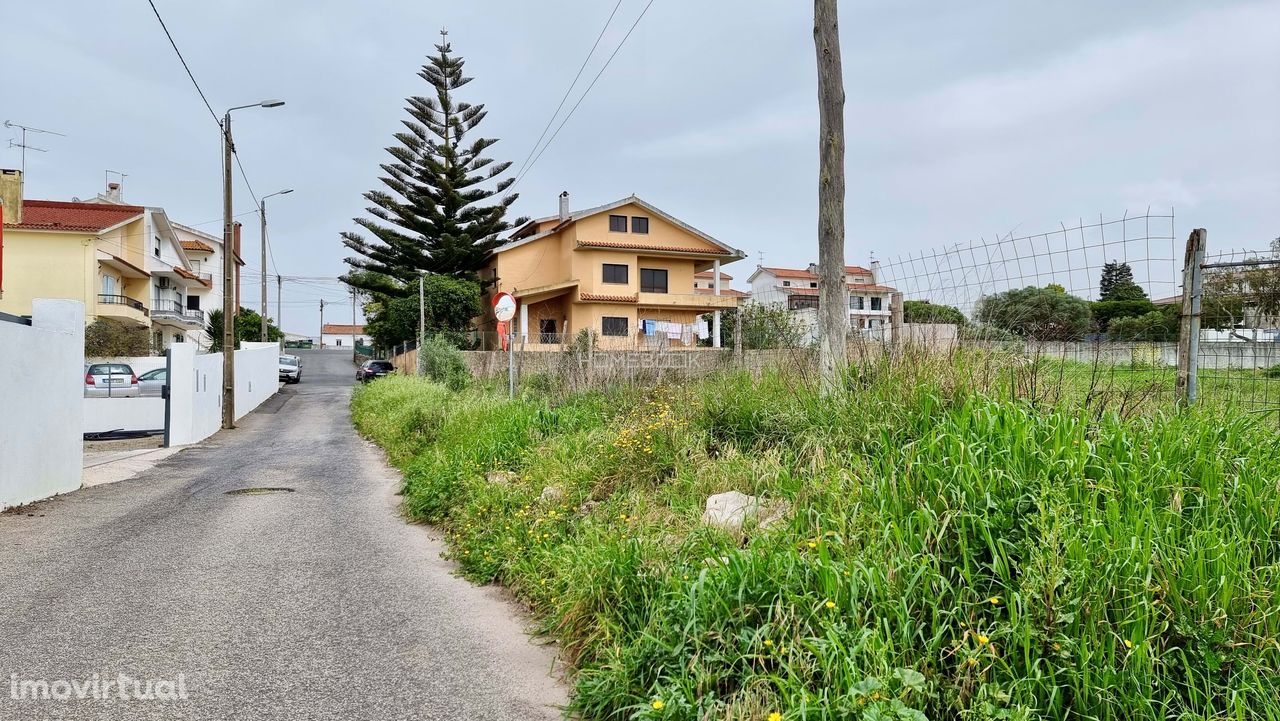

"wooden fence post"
[1175, 229, 1207, 405]
[890, 292, 904, 351]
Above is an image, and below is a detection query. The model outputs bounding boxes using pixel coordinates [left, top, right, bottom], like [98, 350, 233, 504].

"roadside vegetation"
[352, 360, 1280, 720]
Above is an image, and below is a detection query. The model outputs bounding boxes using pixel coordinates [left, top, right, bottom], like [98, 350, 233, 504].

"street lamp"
[260, 188, 293, 341]
[222, 99, 284, 430]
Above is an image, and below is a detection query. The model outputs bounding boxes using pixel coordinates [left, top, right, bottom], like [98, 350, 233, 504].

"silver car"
[84, 363, 140, 398]
[137, 367, 168, 397]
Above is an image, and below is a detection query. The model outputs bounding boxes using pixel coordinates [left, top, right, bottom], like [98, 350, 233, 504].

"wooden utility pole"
[1175, 229, 1207, 405]
[319, 299, 325, 348]
[814, 0, 847, 395]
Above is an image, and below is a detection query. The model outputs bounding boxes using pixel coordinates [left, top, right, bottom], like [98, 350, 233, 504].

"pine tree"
[341, 32, 526, 296]
[1098, 260, 1147, 301]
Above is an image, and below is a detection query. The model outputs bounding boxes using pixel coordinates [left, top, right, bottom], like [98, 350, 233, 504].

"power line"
[511, 0, 624, 182]
[145, 0, 219, 127]
[511, 0, 656, 191]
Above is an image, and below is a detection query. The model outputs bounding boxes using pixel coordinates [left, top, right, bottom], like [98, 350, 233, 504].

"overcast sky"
[6, 1, 1278, 334]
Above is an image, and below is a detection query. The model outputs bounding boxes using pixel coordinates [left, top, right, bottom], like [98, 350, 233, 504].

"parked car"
[84, 362, 140, 398]
[357, 359, 395, 383]
[279, 355, 302, 384]
[137, 367, 168, 397]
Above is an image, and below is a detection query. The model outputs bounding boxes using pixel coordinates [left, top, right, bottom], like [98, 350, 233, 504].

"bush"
[976, 286, 1094, 340]
[354, 371, 1280, 720]
[903, 300, 966, 326]
[85, 318, 151, 356]
[1265, 364, 1280, 379]
[418, 333, 470, 390]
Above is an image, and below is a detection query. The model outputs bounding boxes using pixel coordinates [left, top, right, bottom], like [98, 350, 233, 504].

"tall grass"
[353, 367, 1280, 720]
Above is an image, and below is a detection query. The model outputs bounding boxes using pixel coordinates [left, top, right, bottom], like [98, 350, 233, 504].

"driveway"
[0, 349, 565, 720]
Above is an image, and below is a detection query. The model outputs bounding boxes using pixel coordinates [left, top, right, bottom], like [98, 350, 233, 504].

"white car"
[84, 363, 140, 398]
[279, 355, 302, 384]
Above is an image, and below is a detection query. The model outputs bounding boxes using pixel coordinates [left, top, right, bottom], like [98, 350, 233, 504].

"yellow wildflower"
[769, 713, 782, 721]
[651, 699, 664, 710]
[988, 596, 1000, 605]
[1123, 639, 1133, 649]
[806, 541, 817, 549]
[976, 634, 989, 645]
[763, 639, 773, 647]
[825, 600, 836, 610]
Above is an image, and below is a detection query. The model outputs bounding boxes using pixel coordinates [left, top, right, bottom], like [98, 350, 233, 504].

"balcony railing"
[98, 294, 148, 316]
[151, 298, 204, 324]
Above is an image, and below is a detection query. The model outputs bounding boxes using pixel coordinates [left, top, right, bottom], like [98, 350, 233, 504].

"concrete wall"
[1, 300, 85, 509]
[234, 342, 280, 419]
[84, 398, 166, 434]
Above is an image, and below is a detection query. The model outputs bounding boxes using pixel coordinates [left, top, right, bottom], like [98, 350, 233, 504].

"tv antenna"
[4, 120, 67, 176]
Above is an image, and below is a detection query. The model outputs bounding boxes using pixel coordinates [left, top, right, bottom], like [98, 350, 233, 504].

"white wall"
[321, 333, 369, 348]
[165, 342, 278, 446]
[234, 342, 279, 420]
[84, 398, 166, 434]
[1, 300, 85, 509]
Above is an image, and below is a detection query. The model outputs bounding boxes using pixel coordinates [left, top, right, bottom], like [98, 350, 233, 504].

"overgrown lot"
[352, 367, 1280, 720]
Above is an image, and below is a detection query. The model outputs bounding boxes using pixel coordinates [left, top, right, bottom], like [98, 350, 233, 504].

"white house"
[321, 324, 369, 348]
[747, 262, 896, 333]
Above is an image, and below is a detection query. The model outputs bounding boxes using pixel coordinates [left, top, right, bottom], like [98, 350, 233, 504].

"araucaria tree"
[1098, 261, 1147, 301]
[341, 33, 526, 296]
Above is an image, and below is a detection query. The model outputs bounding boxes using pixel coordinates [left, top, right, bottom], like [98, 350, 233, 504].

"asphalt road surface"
[0, 349, 565, 720]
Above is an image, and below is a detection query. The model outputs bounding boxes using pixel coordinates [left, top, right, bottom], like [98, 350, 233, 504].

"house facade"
[478, 194, 744, 349]
[321, 324, 369, 348]
[747, 262, 897, 334]
[0, 169, 224, 351]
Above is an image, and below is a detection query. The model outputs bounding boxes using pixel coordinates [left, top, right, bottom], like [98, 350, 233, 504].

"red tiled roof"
[781, 283, 896, 296]
[760, 266, 818, 280]
[694, 270, 734, 280]
[181, 239, 214, 252]
[322, 324, 365, 335]
[173, 266, 212, 288]
[845, 265, 873, 276]
[694, 287, 749, 298]
[577, 239, 724, 255]
[6, 200, 144, 232]
[579, 292, 638, 303]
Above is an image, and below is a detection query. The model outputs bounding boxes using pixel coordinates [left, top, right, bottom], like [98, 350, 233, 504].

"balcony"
[97, 294, 149, 324]
[151, 298, 205, 328]
[636, 291, 737, 310]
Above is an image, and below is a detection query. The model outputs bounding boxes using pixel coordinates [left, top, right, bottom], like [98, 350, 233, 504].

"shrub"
[976, 286, 1094, 340]
[418, 334, 470, 390]
[85, 317, 151, 356]
[903, 300, 966, 326]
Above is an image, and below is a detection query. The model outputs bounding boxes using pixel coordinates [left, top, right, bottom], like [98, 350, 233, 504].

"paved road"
[0, 349, 565, 720]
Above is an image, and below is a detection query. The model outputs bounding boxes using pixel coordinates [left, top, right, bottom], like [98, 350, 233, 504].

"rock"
[540, 485, 565, 503]
[486, 470, 517, 485]
[701, 491, 790, 532]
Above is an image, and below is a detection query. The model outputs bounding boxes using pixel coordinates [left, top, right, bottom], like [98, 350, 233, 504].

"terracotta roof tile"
[6, 200, 144, 232]
[579, 292, 638, 303]
[760, 266, 819, 280]
[694, 271, 734, 280]
[321, 324, 366, 335]
[181, 239, 214, 252]
[694, 287, 749, 298]
[577, 239, 724, 255]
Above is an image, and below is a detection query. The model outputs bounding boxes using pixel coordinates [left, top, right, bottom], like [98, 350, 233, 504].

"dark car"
[357, 360, 395, 383]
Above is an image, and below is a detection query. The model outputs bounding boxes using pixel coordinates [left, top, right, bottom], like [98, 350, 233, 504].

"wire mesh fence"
[1195, 245, 1280, 415]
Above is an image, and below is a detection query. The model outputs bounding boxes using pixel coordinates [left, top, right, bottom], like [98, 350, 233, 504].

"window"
[187, 295, 201, 311]
[602, 263, 629, 284]
[640, 268, 668, 293]
[871, 297, 883, 311]
[608, 215, 628, 232]
[336, 338, 343, 347]
[153, 236, 161, 257]
[631, 216, 649, 234]
[101, 275, 116, 296]
[809, 282, 817, 288]
[850, 296, 864, 310]
[782, 280, 791, 287]
[174, 334, 185, 343]
[602, 316, 629, 336]
[539, 319, 558, 344]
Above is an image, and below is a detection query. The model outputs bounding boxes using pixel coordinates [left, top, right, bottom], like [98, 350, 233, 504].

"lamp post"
[222, 99, 284, 430]
[260, 188, 293, 342]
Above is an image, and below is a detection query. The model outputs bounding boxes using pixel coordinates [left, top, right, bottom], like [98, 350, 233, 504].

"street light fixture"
[260, 188, 293, 342]
[222, 100, 284, 430]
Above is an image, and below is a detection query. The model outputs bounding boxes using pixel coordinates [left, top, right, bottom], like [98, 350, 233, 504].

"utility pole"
[260, 200, 268, 342]
[221, 111, 236, 429]
[814, 0, 848, 395]
[276, 275, 282, 336]
[351, 287, 358, 362]
[418, 274, 426, 339]
[319, 299, 325, 348]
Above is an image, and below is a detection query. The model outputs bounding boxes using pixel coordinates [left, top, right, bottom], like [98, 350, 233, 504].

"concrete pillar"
[519, 300, 528, 344]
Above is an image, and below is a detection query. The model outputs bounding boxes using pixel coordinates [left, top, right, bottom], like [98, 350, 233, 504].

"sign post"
[493, 292, 518, 399]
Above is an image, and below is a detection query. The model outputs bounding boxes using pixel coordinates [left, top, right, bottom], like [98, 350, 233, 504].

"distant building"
[321, 324, 368, 348]
[746, 262, 896, 334]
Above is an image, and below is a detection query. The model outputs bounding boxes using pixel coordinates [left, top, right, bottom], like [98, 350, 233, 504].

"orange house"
[479, 194, 745, 349]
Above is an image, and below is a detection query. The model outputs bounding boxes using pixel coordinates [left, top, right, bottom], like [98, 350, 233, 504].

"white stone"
[701, 491, 790, 532]
[486, 471, 517, 485]
[540, 485, 565, 502]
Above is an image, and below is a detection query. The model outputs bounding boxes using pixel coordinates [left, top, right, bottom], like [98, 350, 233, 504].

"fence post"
[586, 329, 595, 388]
[1175, 229, 1207, 405]
[890, 291, 904, 351]
[732, 308, 744, 368]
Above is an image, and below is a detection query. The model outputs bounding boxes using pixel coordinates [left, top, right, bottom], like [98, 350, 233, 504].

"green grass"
[353, 365, 1280, 720]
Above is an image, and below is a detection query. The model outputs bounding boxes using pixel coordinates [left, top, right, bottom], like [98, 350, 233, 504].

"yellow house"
[1, 172, 150, 326]
[479, 194, 745, 349]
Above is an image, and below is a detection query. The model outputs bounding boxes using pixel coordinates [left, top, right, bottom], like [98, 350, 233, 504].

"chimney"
[104, 181, 123, 203]
[0, 169, 22, 225]
[558, 191, 570, 222]
[870, 259, 882, 285]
